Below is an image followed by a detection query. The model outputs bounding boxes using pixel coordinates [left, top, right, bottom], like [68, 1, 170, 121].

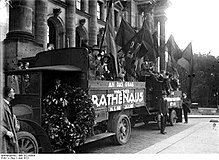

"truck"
[5, 47, 182, 153]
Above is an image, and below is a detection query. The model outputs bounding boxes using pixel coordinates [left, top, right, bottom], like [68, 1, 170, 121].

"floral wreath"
[42, 84, 95, 152]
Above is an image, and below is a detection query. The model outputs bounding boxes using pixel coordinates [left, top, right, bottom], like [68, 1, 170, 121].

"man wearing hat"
[157, 71, 169, 134]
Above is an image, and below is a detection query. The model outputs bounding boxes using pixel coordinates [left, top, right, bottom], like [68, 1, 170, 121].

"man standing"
[182, 93, 191, 123]
[1, 87, 19, 153]
[156, 71, 169, 134]
[159, 93, 168, 134]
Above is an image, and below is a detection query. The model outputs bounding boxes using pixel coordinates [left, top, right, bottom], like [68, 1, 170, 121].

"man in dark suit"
[156, 71, 169, 134]
[159, 93, 168, 134]
[182, 93, 191, 123]
[1, 87, 19, 153]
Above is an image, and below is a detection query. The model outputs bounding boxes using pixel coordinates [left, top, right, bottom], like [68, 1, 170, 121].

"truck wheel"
[17, 131, 39, 153]
[112, 114, 131, 145]
[169, 109, 177, 126]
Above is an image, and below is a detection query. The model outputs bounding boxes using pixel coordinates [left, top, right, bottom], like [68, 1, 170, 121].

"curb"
[188, 115, 219, 118]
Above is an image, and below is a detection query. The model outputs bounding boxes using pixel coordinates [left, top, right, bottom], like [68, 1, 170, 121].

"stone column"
[89, 0, 97, 47]
[137, 13, 142, 30]
[7, 0, 34, 40]
[129, 0, 136, 27]
[101, 2, 106, 21]
[154, 0, 170, 71]
[158, 14, 167, 71]
[66, 0, 76, 47]
[35, 0, 48, 50]
[4, 0, 43, 71]
[82, 0, 88, 13]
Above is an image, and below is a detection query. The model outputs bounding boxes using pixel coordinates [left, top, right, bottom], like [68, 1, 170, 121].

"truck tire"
[169, 109, 177, 126]
[17, 131, 39, 153]
[111, 114, 131, 145]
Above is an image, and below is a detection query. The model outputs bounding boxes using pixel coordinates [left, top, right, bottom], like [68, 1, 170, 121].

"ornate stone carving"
[53, 8, 62, 17]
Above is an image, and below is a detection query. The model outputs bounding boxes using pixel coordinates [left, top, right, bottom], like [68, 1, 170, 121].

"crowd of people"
[88, 45, 181, 91]
[87, 45, 188, 135]
[88, 45, 117, 81]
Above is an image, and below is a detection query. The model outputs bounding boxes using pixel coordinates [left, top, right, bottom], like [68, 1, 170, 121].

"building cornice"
[49, 0, 67, 8]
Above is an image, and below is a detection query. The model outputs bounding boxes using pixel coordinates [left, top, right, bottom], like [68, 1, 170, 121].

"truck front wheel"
[169, 109, 177, 126]
[17, 131, 39, 153]
[111, 114, 131, 145]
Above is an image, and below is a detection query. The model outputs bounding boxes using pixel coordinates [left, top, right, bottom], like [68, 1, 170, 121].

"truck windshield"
[6, 72, 40, 95]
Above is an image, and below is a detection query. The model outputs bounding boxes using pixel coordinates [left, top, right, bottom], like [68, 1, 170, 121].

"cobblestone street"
[75, 118, 218, 153]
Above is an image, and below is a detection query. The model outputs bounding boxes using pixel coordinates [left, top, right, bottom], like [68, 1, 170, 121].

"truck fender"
[18, 119, 53, 153]
[13, 104, 33, 119]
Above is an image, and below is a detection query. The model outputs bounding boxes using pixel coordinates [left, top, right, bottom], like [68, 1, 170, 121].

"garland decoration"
[42, 84, 95, 152]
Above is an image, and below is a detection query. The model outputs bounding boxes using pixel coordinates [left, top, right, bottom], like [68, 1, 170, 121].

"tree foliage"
[178, 54, 219, 108]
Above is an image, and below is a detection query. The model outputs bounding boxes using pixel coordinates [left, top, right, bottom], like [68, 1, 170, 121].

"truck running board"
[85, 132, 116, 144]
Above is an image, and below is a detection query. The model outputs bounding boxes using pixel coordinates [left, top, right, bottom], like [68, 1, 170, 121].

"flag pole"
[188, 42, 193, 102]
[99, 0, 112, 54]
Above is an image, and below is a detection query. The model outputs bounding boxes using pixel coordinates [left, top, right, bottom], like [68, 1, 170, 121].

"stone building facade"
[1, 0, 169, 71]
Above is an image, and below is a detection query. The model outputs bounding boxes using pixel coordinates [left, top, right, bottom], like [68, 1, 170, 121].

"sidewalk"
[188, 115, 219, 118]
[137, 121, 219, 154]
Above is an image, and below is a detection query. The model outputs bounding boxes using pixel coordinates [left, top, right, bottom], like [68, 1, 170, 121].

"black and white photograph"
[0, 0, 219, 158]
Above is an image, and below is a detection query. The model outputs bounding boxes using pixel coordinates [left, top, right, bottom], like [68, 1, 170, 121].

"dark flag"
[177, 42, 194, 101]
[166, 35, 182, 62]
[115, 18, 136, 48]
[152, 31, 159, 58]
[141, 29, 156, 62]
[140, 19, 156, 62]
[166, 35, 182, 73]
[122, 28, 156, 62]
[122, 28, 146, 59]
[166, 50, 179, 75]
[105, 1, 118, 76]
[177, 42, 193, 73]
[122, 28, 146, 80]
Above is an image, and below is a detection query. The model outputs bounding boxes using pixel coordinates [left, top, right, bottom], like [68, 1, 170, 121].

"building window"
[76, 0, 81, 10]
[47, 20, 56, 49]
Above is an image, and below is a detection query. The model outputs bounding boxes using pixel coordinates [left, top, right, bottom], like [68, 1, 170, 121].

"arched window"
[47, 16, 65, 49]
[47, 20, 56, 49]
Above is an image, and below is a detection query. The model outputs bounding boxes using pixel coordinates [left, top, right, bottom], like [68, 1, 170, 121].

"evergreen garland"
[42, 84, 95, 152]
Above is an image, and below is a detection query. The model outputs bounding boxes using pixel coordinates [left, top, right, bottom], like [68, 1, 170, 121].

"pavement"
[137, 116, 219, 154]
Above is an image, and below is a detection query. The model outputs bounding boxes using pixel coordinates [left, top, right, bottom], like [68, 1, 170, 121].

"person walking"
[1, 87, 19, 153]
[182, 93, 191, 123]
